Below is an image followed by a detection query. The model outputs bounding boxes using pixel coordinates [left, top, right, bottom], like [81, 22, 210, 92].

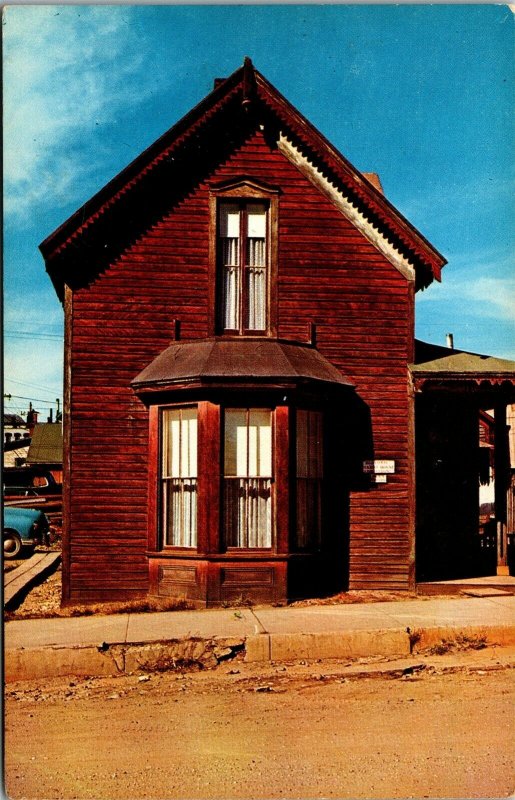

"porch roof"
[411, 339, 515, 399]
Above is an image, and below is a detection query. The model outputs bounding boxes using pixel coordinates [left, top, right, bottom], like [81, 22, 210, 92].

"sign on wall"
[362, 460, 395, 474]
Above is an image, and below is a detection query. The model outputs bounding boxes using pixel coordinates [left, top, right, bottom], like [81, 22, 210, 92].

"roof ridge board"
[254, 70, 446, 277]
[40, 64, 247, 260]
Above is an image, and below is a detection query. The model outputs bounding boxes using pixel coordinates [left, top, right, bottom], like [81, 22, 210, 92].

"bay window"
[224, 408, 273, 548]
[161, 407, 198, 547]
[219, 201, 268, 333]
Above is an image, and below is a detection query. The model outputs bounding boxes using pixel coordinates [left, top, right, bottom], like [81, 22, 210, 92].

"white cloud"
[3, 6, 150, 222]
[458, 276, 515, 322]
[3, 289, 64, 399]
[417, 253, 515, 323]
[3, 291, 63, 331]
[4, 336, 64, 406]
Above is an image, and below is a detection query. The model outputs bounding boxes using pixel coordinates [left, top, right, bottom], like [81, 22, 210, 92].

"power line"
[5, 377, 63, 395]
[4, 394, 61, 405]
[4, 331, 63, 341]
[5, 325, 62, 332]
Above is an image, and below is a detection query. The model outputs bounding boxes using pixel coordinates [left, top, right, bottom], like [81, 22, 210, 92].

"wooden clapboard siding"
[210, 130, 413, 589]
[66, 125, 414, 600]
[67, 182, 211, 600]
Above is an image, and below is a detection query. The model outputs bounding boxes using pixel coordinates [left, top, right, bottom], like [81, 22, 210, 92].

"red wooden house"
[41, 58, 459, 605]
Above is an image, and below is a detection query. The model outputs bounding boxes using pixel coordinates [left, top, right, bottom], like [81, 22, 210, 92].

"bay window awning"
[131, 337, 353, 395]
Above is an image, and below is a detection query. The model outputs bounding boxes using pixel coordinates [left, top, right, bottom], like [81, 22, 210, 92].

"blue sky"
[3, 4, 514, 419]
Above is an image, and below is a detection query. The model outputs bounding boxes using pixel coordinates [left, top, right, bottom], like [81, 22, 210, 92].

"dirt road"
[5, 660, 514, 800]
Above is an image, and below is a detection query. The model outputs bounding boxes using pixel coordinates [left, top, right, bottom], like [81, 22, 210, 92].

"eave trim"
[278, 134, 416, 282]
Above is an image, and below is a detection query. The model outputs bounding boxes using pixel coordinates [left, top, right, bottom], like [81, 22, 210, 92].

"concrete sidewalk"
[5, 594, 515, 682]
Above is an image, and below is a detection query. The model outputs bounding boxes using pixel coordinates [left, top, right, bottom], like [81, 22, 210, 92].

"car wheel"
[4, 530, 22, 559]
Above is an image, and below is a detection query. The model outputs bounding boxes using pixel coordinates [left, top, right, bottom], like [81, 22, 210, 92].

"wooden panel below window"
[220, 566, 274, 586]
[149, 557, 288, 606]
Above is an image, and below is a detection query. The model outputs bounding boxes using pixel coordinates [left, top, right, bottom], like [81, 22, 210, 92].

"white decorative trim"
[278, 134, 415, 282]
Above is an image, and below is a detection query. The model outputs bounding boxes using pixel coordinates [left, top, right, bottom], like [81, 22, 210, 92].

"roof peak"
[40, 58, 446, 298]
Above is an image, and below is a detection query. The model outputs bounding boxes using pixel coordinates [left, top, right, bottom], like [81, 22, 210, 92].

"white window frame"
[223, 408, 274, 549]
[218, 200, 269, 334]
[160, 406, 198, 548]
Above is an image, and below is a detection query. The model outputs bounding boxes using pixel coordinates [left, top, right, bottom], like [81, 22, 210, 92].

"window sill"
[147, 550, 320, 562]
[147, 547, 198, 558]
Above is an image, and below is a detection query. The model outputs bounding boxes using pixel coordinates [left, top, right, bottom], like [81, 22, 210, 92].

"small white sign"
[371, 474, 388, 484]
[363, 460, 395, 474]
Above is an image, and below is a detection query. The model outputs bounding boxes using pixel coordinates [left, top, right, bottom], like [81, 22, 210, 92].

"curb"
[5, 623, 515, 683]
[4, 636, 245, 683]
[245, 628, 411, 662]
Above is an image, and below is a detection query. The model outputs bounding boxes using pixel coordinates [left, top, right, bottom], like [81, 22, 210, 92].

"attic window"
[209, 178, 279, 337]
[219, 201, 268, 333]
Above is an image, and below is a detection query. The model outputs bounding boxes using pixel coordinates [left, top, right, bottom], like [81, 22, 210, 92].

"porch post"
[494, 401, 509, 575]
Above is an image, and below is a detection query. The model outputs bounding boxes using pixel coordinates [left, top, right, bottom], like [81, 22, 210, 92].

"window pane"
[245, 204, 267, 331]
[248, 410, 272, 476]
[224, 409, 272, 548]
[296, 479, 321, 550]
[224, 478, 272, 548]
[247, 239, 265, 267]
[163, 478, 197, 547]
[246, 203, 267, 237]
[296, 410, 323, 549]
[224, 410, 246, 476]
[161, 408, 197, 547]
[218, 201, 269, 333]
[296, 410, 308, 478]
[297, 410, 323, 478]
[219, 204, 240, 237]
[246, 267, 266, 330]
[223, 266, 240, 330]
[181, 408, 198, 478]
[222, 239, 239, 267]
[162, 410, 180, 477]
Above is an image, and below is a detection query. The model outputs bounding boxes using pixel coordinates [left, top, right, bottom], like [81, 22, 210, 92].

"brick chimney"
[27, 402, 39, 435]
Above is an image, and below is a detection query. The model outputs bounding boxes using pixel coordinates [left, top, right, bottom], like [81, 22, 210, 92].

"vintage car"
[3, 506, 50, 559]
[3, 468, 62, 512]
[3, 467, 61, 495]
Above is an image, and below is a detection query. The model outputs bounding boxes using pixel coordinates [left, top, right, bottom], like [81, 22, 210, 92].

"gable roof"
[41, 57, 446, 300]
[4, 413, 26, 428]
[26, 423, 63, 465]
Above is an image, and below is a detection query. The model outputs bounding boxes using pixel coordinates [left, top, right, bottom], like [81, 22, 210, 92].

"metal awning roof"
[132, 338, 353, 392]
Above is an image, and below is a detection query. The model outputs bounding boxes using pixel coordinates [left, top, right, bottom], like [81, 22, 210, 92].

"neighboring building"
[412, 343, 515, 581]
[39, 59, 515, 605]
[4, 415, 63, 501]
[3, 413, 31, 469]
[26, 423, 64, 485]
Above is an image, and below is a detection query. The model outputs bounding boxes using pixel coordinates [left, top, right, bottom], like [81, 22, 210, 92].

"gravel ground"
[5, 659, 515, 799]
